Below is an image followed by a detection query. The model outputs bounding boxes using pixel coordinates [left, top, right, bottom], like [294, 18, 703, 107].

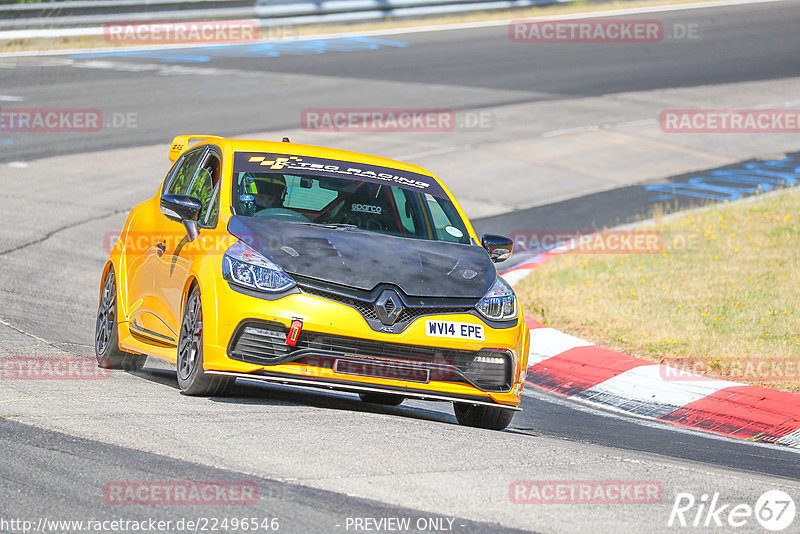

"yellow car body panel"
[103, 136, 530, 409]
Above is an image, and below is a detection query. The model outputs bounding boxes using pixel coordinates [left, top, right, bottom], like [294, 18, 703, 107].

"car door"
[129, 147, 206, 345]
[123, 196, 164, 335]
[154, 147, 222, 339]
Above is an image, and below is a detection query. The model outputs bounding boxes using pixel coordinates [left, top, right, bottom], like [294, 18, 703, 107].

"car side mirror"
[481, 234, 514, 263]
[161, 194, 202, 242]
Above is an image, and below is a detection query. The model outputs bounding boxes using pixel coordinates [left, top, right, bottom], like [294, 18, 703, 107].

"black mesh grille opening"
[229, 321, 292, 363]
[228, 321, 512, 392]
[463, 353, 513, 391]
[301, 287, 380, 320]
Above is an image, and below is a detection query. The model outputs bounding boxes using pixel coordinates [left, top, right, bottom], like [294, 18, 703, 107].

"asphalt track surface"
[478, 150, 800, 237]
[2, 1, 800, 532]
[2, 0, 800, 163]
[0, 417, 525, 533]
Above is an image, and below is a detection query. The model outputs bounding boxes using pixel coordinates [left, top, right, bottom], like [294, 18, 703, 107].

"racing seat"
[339, 184, 398, 232]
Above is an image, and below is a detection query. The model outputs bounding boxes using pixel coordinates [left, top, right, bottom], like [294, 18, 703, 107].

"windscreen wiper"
[296, 222, 360, 230]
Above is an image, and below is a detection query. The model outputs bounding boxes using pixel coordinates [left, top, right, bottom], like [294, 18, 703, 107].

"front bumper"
[201, 281, 530, 408]
[205, 370, 522, 410]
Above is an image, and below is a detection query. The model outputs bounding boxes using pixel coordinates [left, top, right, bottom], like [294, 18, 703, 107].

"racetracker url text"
[0, 516, 280, 533]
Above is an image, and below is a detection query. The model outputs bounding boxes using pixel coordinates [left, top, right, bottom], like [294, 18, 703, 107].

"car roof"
[180, 136, 438, 181]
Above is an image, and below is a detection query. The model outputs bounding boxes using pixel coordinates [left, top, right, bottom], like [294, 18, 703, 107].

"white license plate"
[425, 320, 485, 340]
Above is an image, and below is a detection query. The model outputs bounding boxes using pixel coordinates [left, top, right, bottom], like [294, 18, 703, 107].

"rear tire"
[453, 402, 514, 430]
[358, 392, 404, 406]
[95, 267, 146, 371]
[176, 286, 234, 396]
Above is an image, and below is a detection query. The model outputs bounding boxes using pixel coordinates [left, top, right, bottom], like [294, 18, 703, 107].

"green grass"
[517, 186, 800, 391]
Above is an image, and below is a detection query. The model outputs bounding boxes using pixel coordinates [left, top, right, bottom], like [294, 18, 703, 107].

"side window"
[165, 149, 204, 196]
[187, 154, 220, 227]
[425, 193, 466, 243]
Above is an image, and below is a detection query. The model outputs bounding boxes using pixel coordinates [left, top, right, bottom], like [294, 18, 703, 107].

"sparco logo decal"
[351, 204, 382, 214]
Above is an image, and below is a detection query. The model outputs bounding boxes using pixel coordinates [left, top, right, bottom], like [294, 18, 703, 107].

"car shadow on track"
[132, 364, 456, 426]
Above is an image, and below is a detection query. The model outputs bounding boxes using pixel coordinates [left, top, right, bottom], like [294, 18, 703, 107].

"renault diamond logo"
[375, 290, 403, 326]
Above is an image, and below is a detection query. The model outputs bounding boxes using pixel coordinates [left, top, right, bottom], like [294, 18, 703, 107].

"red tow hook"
[285, 318, 303, 346]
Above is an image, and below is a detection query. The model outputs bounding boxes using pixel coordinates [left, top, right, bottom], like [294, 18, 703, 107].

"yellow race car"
[95, 135, 529, 430]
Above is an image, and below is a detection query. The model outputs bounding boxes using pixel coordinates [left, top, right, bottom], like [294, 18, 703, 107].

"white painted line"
[0, 317, 52, 345]
[0, 0, 784, 58]
[615, 118, 657, 128]
[543, 124, 601, 137]
[528, 327, 594, 365]
[0, 95, 25, 102]
[6, 162, 29, 168]
[68, 59, 230, 77]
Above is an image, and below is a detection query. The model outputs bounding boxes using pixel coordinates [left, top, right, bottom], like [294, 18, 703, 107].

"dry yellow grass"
[516, 187, 800, 391]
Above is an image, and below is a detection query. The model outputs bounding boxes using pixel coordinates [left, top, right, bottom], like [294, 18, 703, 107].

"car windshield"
[230, 152, 470, 244]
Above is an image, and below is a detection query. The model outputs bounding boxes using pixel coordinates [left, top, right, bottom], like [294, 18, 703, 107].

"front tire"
[358, 392, 404, 406]
[453, 402, 515, 430]
[95, 267, 146, 371]
[176, 286, 234, 396]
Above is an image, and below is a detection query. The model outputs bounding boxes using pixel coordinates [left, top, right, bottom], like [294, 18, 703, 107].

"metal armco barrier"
[0, 0, 569, 37]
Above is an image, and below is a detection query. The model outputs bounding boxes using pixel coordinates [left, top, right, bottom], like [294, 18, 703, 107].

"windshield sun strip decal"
[232, 152, 447, 198]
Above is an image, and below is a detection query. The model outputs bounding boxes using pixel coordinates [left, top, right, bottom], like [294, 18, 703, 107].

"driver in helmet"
[253, 175, 287, 211]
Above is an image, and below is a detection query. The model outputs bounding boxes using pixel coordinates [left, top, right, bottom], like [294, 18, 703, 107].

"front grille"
[228, 321, 512, 391]
[300, 287, 380, 320]
[233, 322, 477, 364]
[299, 286, 473, 327]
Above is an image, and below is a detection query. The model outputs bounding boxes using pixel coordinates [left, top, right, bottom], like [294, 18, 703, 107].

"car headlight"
[222, 241, 296, 293]
[476, 277, 518, 321]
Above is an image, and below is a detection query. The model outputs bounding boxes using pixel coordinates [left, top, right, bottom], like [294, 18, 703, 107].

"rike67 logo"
[669, 490, 795, 531]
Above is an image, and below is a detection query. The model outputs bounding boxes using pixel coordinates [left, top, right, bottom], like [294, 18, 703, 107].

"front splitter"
[206, 370, 522, 411]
